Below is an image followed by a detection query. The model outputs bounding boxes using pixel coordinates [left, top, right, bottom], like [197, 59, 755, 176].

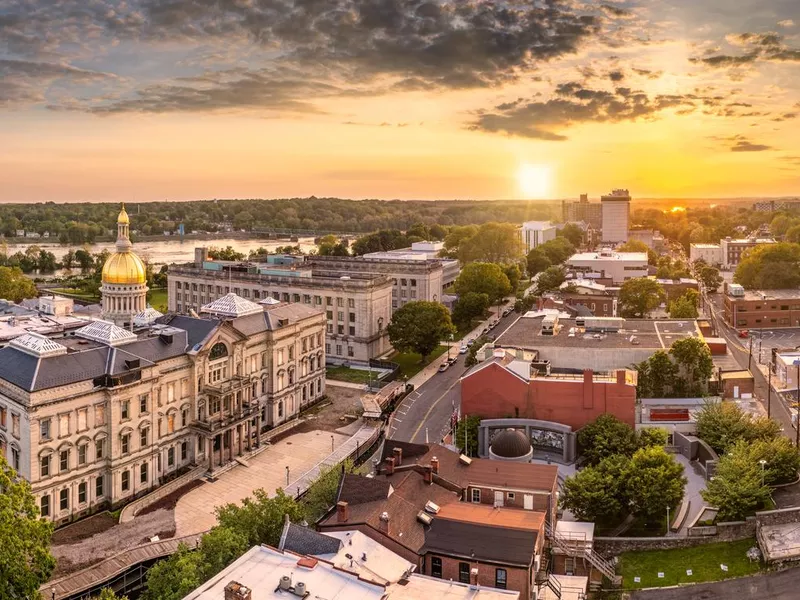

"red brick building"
[461, 360, 637, 430]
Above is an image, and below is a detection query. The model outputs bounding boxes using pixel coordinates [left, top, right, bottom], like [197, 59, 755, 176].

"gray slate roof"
[281, 523, 342, 557]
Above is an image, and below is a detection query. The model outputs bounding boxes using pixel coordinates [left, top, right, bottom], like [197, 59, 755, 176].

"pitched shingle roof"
[281, 522, 342, 556]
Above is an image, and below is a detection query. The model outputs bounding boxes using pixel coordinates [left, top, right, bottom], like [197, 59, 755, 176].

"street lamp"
[767, 362, 772, 419]
[285, 465, 290, 486]
[759, 459, 767, 486]
[331, 434, 334, 452]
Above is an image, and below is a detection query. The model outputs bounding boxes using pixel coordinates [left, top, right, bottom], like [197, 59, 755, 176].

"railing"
[119, 465, 207, 524]
[190, 403, 259, 433]
[546, 523, 620, 584]
[204, 375, 247, 395]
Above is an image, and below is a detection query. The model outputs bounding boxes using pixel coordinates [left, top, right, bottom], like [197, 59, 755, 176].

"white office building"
[519, 221, 557, 253]
[566, 249, 648, 285]
[689, 243, 723, 265]
[601, 189, 631, 244]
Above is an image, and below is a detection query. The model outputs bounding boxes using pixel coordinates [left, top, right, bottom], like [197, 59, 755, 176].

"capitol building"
[0, 205, 326, 524]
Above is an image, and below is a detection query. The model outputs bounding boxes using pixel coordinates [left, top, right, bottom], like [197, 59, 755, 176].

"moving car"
[459, 345, 468, 354]
[466, 339, 475, 347]
[448, 355, 458, 365]
[438, 363, 449, 373]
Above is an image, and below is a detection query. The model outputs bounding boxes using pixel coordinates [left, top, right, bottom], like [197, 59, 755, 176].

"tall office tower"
[601, 189, 631, 244]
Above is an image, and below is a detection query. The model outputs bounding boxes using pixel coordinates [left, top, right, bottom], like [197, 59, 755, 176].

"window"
[348, 298, 355, 308]
[60, 489, 69, 511]
[337, 324, 344, 335]
[431, 557, 442, 578]
[410, 279, 417, 287]
[60, 449, 69, 472]
[78, 482, 87, 504]
[78, 443, 87, 466]
[337, 297, 343, 307]
[459, 562, 470, 584]
[140, 395, 149, 414]
[181, 440, 188, 461]
[278, 401, 284, 418]
[95, 438, 105, 460]
[168, 447, 175, 467]
[40, 495, 50, 517]
[326, 296, 333, 306]
[288, 346, 294, 360]
[401, 278, 407, 286]
[121, 400, 129, 420]
[315, 296, 322, 305]
[336, 345, 342, 356]
[140, 463, 148, 484]
[495, 569, 507, 590]
[347, 346, 354, 357]
[121, 433, 130, 455]
[168, 413, 175, 434]
[349, 326, 355, 336]
[95, 404, 106, 426]
[0, 406, 6, 429]
[40, 454, 50, 477]
[337, 311, 344, 321]
[77, 408, 88, 432]
[140, 427, 149, 448]
[349, 312, 355, 322]
[11, 447, 19, 471]
[325, 343, 331, 354]
[40, 418, 51, 440]
[471, 488, 481, 503]
[96, 476, 104, 499]
[210, 342, 228, 360]
[182, 408, 189, 427]
[326, 323, 333, 334]
[507, 492, 515, 501]
[121, 470, 130, 492]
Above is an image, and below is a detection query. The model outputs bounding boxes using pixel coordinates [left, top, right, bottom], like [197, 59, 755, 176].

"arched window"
[209, 342, 228, 361]
[261, 377, 268, 395]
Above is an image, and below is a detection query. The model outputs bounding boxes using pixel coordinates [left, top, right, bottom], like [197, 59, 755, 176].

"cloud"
[692, 31, 800, 69]
[468, 82, 698, 140]
[0, 59, 113, 106]
[721, 135, 774, 152]
[777, 20, 795, 28]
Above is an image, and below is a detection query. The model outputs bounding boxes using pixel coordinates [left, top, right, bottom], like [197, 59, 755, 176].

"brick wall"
[466, 486, 550, 512]
[461, 363, 636, 430]
[424, 553, 531, 599]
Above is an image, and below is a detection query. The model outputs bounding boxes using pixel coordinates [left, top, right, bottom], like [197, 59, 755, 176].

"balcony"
[204, 375, 247, 396]
[190, 402, 259, 434]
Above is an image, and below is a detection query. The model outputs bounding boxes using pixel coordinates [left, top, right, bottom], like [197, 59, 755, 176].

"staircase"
[535, 554, 562, 600]
[545, 523, 622, 586]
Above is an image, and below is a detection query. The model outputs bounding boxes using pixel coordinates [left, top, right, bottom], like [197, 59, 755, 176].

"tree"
[734, 242, 800, 289]
[95, 588, 129, 600]
[442, 225, 479, 258]
[526, 248, 551, 277]
[537, 237, 575, 265]
[215, 489, 307, 548]
[197, 526, 249, 580]
[0, 266, 37, 303]
[635, 351, 677, 398]
[558, 223, 584, 247]
[535, 266, 566, 294]
[618, 278, 665, 318]
[464, 334, 490, 367]
[75, 248, 94, 270]
[695, 400, 782, 454]
[62, 249, 76, 269]
[701, 445, 771, 522]
[668, 291, 699, 318]
[387, 301, 456, 359]
[561, 462, 626, 523]
[143, 543, 204, 600]
[577, 414, 638, 466]
[303, 459, 355, 521]
[0, 455, 56, 599]
[699, 266, 723, 292]
[458, 222, 523, 264]
[669, 337, 713, 397]
[503, 263, 522, 293]
[455, 415, 481, 456]
[454, 262, 512, 304]
[626, 447, 686, 521]
[429, 224, 447, 241]
[741, 437, 800, 486]
[208, 246, 246, 261]
[637, 427, 668, 449]
[785, 224, 800, 244]
[452, 292, 490, 329]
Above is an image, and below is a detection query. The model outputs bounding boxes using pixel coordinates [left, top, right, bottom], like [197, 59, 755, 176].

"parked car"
[448, 355, 458, 365]
[438, 363, 449, 373]
[466, 339, 475, 347]
[739, 329, 749, 338]
[459, 345, 468, 354]
[502, 308, 511, 317]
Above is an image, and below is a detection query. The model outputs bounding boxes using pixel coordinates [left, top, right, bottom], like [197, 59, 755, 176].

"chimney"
[224, 581, 252, 600]
[470, 567, 479, 586]
[423, 465, 433, 484]
[431, 456, 439, 474]
[379, 511, 391, 535]
[336, 501, 349, 523]
[393, 446, 403, 466]
[384, 456, 395, 475]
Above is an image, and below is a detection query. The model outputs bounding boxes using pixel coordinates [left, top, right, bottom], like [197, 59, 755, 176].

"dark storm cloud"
[469, 82, 699, 140]
[692, 31, 800, 68]
[0, 0, 623, 113]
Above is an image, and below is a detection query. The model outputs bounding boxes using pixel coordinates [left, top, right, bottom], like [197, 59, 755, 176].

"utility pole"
[748, 336, 754, 371]
[767, 364, 772, 419]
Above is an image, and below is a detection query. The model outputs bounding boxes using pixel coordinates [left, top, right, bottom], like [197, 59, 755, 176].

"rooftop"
[385, 574, 519, 599]
[729, 289, 800, 301]
[182, 545, 386, 600]
[496, 316, 701, 350]
[722, 237, 776, 244]
[314, 530, 416, 585]
[690, 243, 721, 249]
[568, 251, 647, 262]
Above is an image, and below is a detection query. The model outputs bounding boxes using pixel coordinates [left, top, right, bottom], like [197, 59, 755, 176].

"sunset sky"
[1, 0, 799, 202]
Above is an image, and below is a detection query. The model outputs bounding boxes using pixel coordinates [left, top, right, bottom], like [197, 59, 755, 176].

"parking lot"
[743, 329, 800, 365]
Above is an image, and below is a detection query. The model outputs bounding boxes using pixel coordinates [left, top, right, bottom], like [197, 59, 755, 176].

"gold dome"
[102, 251, 146, 285]
[117, 205, 130, 225]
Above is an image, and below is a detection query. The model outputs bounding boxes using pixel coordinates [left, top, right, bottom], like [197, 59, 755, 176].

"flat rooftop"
[568, 251, 647, 262]
[723, 238, 776, 244]
[496, 316, 701, 350]
[386, 575, 520, 599]
[690, 243, 721, 249]
[730, 289, 800, 301]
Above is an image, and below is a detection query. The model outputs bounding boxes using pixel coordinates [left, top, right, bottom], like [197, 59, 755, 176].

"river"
[2, 237, 319, 272]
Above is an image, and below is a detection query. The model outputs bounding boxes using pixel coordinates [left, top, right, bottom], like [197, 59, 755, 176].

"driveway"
[631, 567, 800, 600]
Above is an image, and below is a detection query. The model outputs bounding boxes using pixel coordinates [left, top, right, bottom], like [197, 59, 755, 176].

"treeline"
[0, 198, 558, 243]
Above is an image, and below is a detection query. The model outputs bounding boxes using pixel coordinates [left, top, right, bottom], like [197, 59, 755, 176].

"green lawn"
[619, 538, 763, 589]
[50, 288, 100, 301]
[326, 366, 380, 385]
[148, 288, 168, 311]
[390, 344, 449, 379]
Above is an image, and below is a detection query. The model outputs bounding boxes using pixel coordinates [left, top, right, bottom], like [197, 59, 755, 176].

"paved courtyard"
[174, 429, 348, 536]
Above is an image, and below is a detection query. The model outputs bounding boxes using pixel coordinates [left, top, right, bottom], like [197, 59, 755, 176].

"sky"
[1, 0, 799, 203]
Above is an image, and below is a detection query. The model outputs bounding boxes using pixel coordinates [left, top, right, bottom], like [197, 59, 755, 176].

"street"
[390, 308, 522, 443]
[631, 567, 800, 600]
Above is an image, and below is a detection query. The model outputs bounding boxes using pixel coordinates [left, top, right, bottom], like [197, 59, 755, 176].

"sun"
[517, 163, 552, 199]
